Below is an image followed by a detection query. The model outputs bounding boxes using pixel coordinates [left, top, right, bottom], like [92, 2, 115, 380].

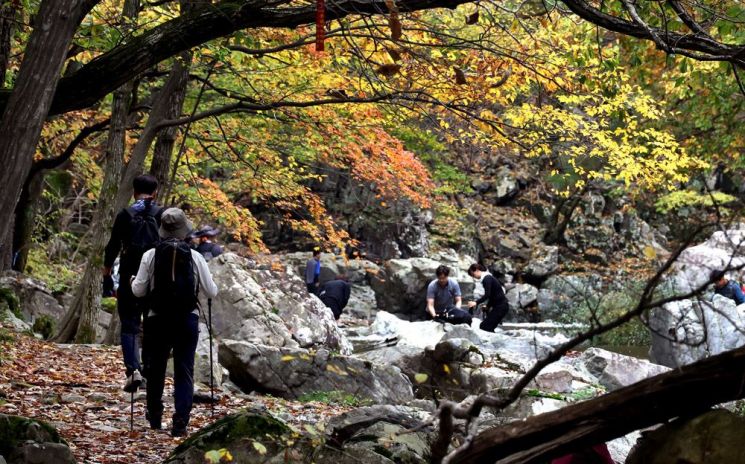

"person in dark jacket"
[711, 270, 745, 305]
[305, 249, 321, 294]
[103, 174, 163, 392]
[318, 275, 351, 320]
[194, 225, 223, 261]
[467, 263, 509, 332]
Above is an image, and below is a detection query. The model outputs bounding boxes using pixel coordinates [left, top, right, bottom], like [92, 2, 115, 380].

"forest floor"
[0, 324, 350, 463]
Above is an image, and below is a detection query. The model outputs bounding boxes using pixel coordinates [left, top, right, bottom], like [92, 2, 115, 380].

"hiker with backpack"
[426, 265, 472, 325]
[193, 225, 223, 261]
[318, 275, 351, 320]
[103, 174, 163, 393]
[131, 208, 218, 437]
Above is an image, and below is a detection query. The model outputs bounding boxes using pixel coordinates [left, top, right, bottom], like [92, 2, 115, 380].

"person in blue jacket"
[305, 249, 321, 294]
[711, 270, 745, 305]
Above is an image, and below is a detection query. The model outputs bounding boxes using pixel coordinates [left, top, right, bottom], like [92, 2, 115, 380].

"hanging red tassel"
[316, 0, 325, 52]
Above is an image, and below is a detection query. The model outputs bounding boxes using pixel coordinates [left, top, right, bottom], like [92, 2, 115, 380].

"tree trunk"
[0, 3, 17, 85]
[114, 57, 193, 212]
[11, 171, 45, 272]
[54, 82, 134, 343]
[54, 0, 140, 343]
[149, 51, 191, 192]
[0, 0, 95, 271]
[446, 345, 745, 464]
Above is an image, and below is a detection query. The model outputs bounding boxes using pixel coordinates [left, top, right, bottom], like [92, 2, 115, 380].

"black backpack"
[121, 204, 161, 273]
[150, 239, 198, 315]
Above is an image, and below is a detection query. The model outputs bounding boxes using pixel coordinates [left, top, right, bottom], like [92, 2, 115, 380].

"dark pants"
[320, 296, 343, 320]
[143, 312, 199, 427]
[480, 303, 509, 332]
[306, 283, 317, 295]
[117, 275, 144, 376]
[434, 307, 472, 325]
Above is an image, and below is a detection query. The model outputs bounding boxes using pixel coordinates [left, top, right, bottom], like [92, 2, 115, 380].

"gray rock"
[1, 309, 31, 332]
[608, 431, 641, 464]
[492, 166, 520, 204]
[537, 274, 603, 321]
[626, 410, 745, 464]
[0, 414, 74, 464]
[0, 272, 66, 324]
[357, 345, 425, 379]
[649, 295, 745, 368]
[207, 253, 351, 354]
[369, 254, 474, 319]
[580, 347, 669, 390]
[506, 283, 538, 310]
[220, 340, 414, 404]
[524, 244, 559, 278]
[669, 226, 745, 294]
[8, 443, 76, 464]
[60, 394, 85, 404]
[194, 322, 222, 387]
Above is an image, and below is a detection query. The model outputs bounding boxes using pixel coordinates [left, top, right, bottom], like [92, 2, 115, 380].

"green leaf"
[252, 441, 267, 455]
[414, 373, 429, 383]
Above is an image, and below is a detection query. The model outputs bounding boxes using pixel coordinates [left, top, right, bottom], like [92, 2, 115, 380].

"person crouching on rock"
[711, 269, 745, 305]
[318, 275, 351, 320]
[467, 263, 509, 332]
[426, 265, 472, 325]
[131, 208, 218, 437]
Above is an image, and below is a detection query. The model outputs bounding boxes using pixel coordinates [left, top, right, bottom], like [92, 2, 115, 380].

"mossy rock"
[0, 413, 74, 463]
[0, 287, 20, 318]
[164, 408, 298, 464]
[32, 315, 56, 340]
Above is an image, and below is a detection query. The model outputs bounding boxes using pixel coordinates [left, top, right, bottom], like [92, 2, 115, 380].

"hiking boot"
[123, 369, 142, 393]
[147, 413, 161, 430]
[171, 418, 187, 437]
[139, 376, 147, 391]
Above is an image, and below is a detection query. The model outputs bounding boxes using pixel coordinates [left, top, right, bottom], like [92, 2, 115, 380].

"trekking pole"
[208, 298, 214, 417]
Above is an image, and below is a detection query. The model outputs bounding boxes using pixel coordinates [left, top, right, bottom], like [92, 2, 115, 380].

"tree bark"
[149, 51, 191, 191]
[54, 0, 140, 343]
[54, 81, 134, 343]
[114, 57, 194, 212]
[0, 0, 96, 270]
[0, 2, 18, 85]
[446, 345, 745, 464]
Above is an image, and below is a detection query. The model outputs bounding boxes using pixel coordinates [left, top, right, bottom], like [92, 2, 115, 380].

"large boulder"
[0, 273, 66, 325]
[537, 274, 604, 321]
[647, 226, 745, 368]
[649, 295, 745, 368]
[166, 405, 432, 464]
[369, 254, 474, 320]
[207, 253, 351, 354]
[0, 414, 75, 464]
[626, 410, 745, 464]
[579, 347, 670, 390]
[669, 226, 745, 294]
[219, 340, 414, 404]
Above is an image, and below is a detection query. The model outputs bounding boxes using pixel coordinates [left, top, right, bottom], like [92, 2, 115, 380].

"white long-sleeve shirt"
[132, 248, 218, 309]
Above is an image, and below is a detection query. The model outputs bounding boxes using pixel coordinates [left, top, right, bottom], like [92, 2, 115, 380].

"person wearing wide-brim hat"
[193, 225, 223, 261]
[131, 208, 218, 437]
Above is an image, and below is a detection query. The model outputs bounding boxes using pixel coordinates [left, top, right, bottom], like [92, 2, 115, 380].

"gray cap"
[159, 208, 193, 240]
